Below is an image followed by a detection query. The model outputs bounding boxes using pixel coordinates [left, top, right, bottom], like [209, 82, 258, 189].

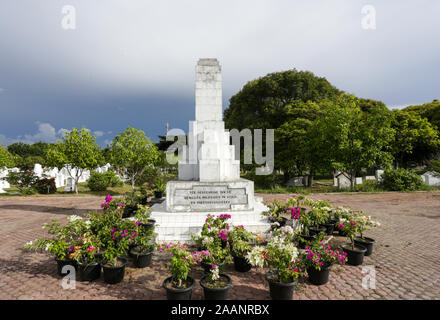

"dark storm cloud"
[0, 0, 439, 145]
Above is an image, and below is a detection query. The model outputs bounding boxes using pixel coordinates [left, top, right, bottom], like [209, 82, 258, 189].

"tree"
[0, 143, 15, 169]
[224, 69, 343, 181]
[46, 128, 104, 194]
[390, 110, 440, 168]
[110, 127, 160, 193]
[314, 95, 394, 189]
[404, 100, 440, 130]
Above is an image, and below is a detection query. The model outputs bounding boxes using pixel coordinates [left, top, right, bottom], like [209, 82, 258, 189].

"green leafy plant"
[246, 236, 303, 283]
[381, 168, 424, 191]
[159, 243, 200, 288]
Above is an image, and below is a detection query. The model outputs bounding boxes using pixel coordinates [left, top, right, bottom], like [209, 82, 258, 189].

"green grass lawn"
[0, 182, 134, 197]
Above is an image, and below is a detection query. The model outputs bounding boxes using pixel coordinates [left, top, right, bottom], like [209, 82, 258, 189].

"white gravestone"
[375, 170, 384, 182]
[64, 177, 76, 192]
[421, 171, 440, 186]
[355, 177, 363, 185]
[150, 59, 271, 242]
[33, 164, 43, 178]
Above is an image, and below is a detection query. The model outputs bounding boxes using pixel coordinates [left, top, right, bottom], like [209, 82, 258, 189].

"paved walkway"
[0, 192, 439, 300]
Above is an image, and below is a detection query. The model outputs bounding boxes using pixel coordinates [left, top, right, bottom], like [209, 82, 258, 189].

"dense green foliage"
[404, 100, 440, 130]
[110, 127, 160, 193]
[45, 128, 104, 193]
[225, 69, 440, 184]
[87, 171, 123, 191]
[381, 168, 424, 191]
[0, 144, 15, 169]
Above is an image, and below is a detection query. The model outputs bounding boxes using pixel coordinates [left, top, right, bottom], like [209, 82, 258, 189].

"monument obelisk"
[150, 59, 270, 242]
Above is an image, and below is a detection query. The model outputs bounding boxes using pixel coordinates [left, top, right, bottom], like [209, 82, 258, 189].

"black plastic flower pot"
[78, 262, 101, 282]
[265, 271, 298, 300]
[130, 249, 153, 268]
[319, 223, 335, 235]
[341, 243, 367, 266]
[154, 191, 163, 199]
[200, 274, 232, 300]
[163, 276, 194, 300]
[201, 261, 224, 274]
[55, 258, 77, 276]
[354, 237, 376, 256]
[308, 226, 326, 236]
[140, 219, 156, 232]
[296, 234, 317, 249]
[233, 255, 252, 272]
[102, 257, 127, 284]
[307, 264, 332, 285]
[122, 205, 137, 218]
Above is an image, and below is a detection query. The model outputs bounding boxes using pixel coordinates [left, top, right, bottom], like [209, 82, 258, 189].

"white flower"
[210, 266, 220, 282]
[25, 240, 33, 246]
[68, 215, 82, 222]
[45, 243, 52, 252]
[202, 236, 213, 245]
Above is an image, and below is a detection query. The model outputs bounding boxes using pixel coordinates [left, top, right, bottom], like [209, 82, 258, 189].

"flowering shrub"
[70, 232, 100, 264]
[229, 225, 257, 257]
[303, 242, 347, 271]
[24, 215, 89, 260]
[100, 194, 125, 214]
[191, 214, 232, 248]
[356, 213, 381, 239]
[246, 236, 303, 283]
[159, 242, 202, 288]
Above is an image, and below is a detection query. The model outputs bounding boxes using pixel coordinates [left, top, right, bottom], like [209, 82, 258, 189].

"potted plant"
[246, 236, 303, 300]
[191, 214, 232, 250]
[132, 205, 156, 232]
[130, 221, 157, 268]
[100, 224, 132, 284]
[200, 242, 231, 274]
[339, 218, 367, 266]
[152, 175, 166, 199]
[229, 225, 255, 272]
[354, 214, 380, 256]
[24, 216, 89, 276]
[160, 243, 199, 300]
[72, 233, 102, 282]
[200, 264, 232, 300]
[263, 200, 288, 228]
[303, 242, 347, 285]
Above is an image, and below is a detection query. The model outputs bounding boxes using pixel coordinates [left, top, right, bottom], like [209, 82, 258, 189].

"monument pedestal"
[150, 197, 271, 242]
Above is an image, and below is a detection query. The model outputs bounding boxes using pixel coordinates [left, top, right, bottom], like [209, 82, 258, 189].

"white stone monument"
[150, 59, 271, 242]
[421, 171, 440, 186]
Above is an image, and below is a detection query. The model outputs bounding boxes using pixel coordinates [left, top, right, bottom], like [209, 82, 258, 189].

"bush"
[5, 170, 38, 195]
[35, 178, 57, 194]
[354, 180, 382, 192]
[104, 171, 123, 187]
[381, 169, 423, 191]
[87, 171, 123, 191]
[87, 172, 110, 191]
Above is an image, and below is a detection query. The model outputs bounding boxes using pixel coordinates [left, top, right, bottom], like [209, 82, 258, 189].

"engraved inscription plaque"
[173, 185, 248, 211]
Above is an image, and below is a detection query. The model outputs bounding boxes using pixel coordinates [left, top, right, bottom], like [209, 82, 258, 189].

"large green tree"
[404, 100, 440, 130]
[110, 127, 160, 193]
[0, 143, 15, 169]
[46, 128, 104, 193]
[224, 69, 343, 181]
[390, 110, 440, 167]
[313, 95, 394, 188]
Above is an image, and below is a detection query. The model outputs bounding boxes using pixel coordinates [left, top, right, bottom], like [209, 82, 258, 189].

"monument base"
[149, 197, 271, 243]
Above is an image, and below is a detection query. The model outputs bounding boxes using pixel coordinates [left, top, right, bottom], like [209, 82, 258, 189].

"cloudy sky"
[0, 1, 439, 146]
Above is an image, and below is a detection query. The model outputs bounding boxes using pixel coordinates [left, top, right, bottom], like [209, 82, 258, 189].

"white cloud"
[0, 122, 107, 146]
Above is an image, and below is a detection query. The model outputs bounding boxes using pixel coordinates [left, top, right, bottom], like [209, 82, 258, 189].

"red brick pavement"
[0, 192, 439, 300]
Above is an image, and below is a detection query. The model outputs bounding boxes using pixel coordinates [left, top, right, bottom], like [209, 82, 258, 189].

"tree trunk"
[307, 170, 315, 187]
